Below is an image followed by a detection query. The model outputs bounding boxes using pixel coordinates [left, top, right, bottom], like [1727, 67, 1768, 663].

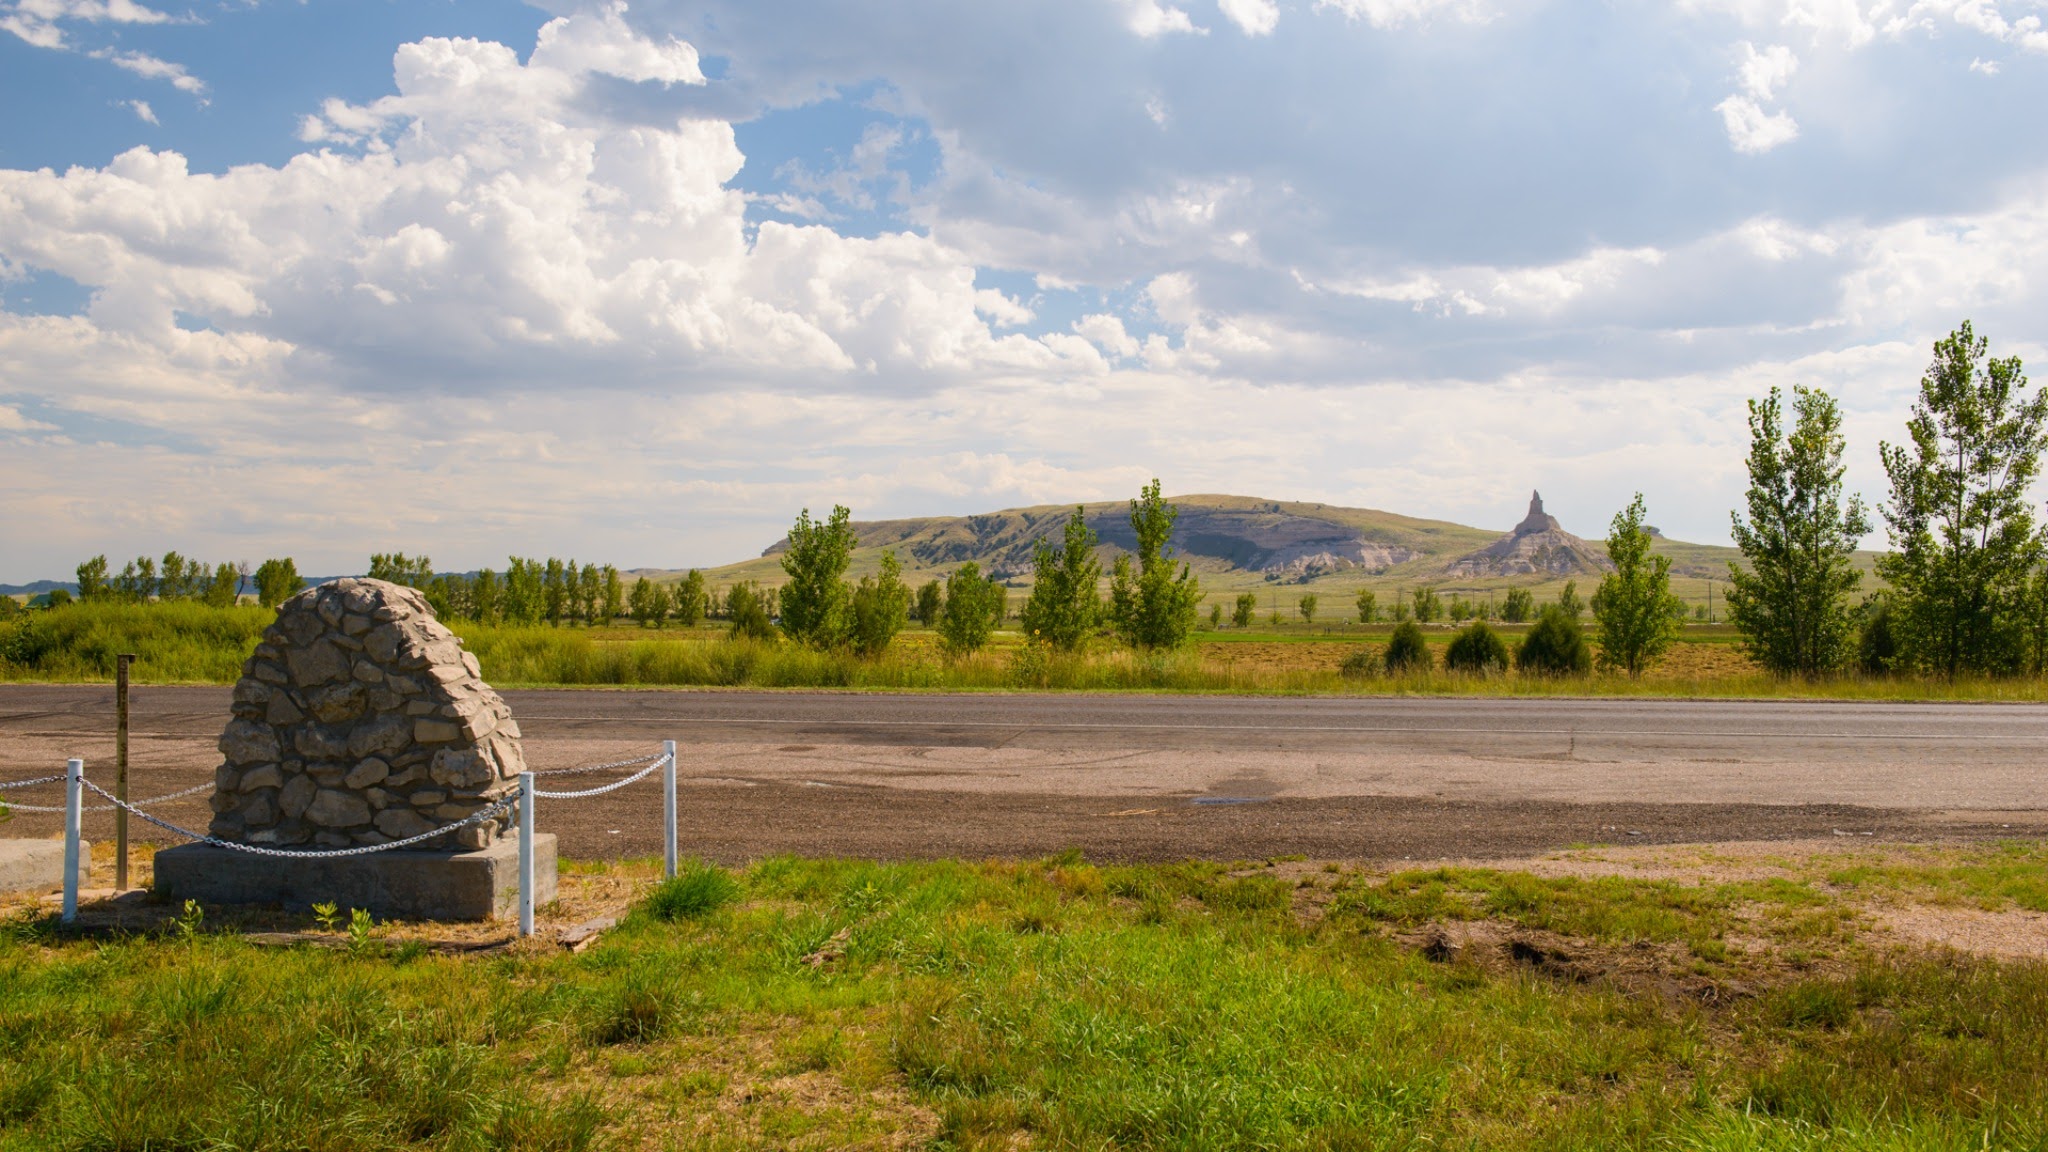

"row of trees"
[72, 554, 304, 609]
[1726, 321, 2044, 679]
[764, 480, 1202, 658]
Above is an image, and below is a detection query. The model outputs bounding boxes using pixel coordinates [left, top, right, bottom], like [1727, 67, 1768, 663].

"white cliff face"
[211, 578, 524, 850]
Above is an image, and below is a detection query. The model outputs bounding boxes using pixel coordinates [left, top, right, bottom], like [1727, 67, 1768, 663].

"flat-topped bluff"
[722, 493, 1733, 587]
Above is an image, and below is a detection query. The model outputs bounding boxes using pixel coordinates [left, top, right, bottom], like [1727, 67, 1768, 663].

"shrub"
[726, 583, 775, 641]
[1338, 648, 1377, 679]
[1516, 606, 1592, 676]
[1444, 621, 1510, 674]
[1383, 621, 1431, 673]
[1857, 593, 1899, 675]
[642, 861, 740, 921]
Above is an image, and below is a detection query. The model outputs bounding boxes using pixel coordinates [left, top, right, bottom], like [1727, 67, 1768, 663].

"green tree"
[629, 577, 666, 627]
[202, 562, 242, 608]
[367, 553, 433, 588]
[1557, 580, 1585, 620]
[113, 556, 157, 602]
[1108, 480, 1201, 649]
[727, 581, 775, 640]
[1354, 588, 1377, 624]
[471, 569, 502, 624]
[1516, 605, 1592, 676]
[1725, 386, 1871, 677]
[157, 552, 198, 600]
[1411, 587, 1441, 623]
[1298, 593, 1318, 625]
[1501, 588, 1534, 623]
[578, 562, 604, 624]
[600, 565, 625, 622]
[1878, 322, 2048, 678]
[780, 506, 856, 648]
[849, 552, 910, 657]
[1232, 592, 1256, 628]
[542, 559, 569, 623]
[1208, 602, 1223, 628]
[939, 562, 1004, 655]
[675, 570, 707, 626]
[503, 558, 544, 624]
[1591, 493, 1685, 677]
[253, 558, 302, 609]
[75, 555, 110, 602]
[1021, 507, 1104, 651]
[1447, 595, 1472, 623]
[915, 579, 945, 626]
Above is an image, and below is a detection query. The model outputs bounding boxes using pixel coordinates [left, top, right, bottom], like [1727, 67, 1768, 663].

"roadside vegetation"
[4, 845, 2046, 1149]
[8, 321, 2046, 702]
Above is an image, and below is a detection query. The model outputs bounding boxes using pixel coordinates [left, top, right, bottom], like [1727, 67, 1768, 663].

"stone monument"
[155, 578, 555, 919]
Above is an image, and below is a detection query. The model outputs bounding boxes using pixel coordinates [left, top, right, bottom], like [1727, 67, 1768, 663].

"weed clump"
[1383, 620, 1431, 673]
[1445, 621, 1511, 674]
[642, 861, 741, 921]
[1516, 606, 1592, 676]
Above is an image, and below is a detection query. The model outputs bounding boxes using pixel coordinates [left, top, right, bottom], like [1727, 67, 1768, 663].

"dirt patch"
[1400, 920, 1756, 1006]
[1869, 904, 2048, 961]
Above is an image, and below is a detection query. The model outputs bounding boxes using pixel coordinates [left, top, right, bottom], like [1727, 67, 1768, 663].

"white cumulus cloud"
[1217, 0, 1280, 35]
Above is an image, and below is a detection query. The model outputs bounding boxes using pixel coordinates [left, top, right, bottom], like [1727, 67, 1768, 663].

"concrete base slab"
[0, 839, 90, 899]
[152, 834, 555, 921]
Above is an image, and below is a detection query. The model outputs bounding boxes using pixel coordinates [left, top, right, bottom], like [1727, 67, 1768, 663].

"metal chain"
[532, 750, 667, 776]
[0, 774, 67, 790]
[80, 779, 521, 859]
[2, 780, 215, 814]
[530, 753, 670, 799]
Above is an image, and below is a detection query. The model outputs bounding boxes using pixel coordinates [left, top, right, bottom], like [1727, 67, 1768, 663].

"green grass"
[3, 854, 2046, 1149]
[6, 602, 2046, 702]
[0, 600, 272, 682]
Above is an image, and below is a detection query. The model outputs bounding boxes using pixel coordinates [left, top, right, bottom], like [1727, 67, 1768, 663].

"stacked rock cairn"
[210, 577, 525, 850]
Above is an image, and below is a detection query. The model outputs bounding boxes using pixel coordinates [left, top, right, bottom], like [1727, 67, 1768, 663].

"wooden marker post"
[115, 653, 135, 890]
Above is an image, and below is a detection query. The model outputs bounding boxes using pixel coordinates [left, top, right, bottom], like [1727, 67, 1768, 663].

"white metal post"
[62, 757, 83, 923]
[663, 740, 678, 879]
[518, 771, 535, 938]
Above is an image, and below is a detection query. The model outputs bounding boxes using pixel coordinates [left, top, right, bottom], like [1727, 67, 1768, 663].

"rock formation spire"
[1513, 490, 1562, 537]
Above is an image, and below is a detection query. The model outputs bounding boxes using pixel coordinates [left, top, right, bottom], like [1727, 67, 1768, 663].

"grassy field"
[6, 602, 2046, 701]
[4, 843, 2047, 1149]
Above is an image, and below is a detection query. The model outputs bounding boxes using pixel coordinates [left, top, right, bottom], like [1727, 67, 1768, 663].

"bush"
[1383, 621, 1431, 673]
[1515, 606, 1592, 676]
[726, 583, 775, 641]
[1444, 621, 1510, 674]
[642, 861, 740, 921]
[1338, 648, 1376, 679]
[1857, 594, 1899, 675]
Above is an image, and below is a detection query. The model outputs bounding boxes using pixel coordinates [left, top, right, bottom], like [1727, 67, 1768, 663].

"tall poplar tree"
[1108, 480, 1201, 649]
[1592, 493, 1684, 676]
[1878, 322, 2047, 678]
[1020, 507, 1103, 650]
[779, 505, 856, 648]
[1726, 386, 1871, 676]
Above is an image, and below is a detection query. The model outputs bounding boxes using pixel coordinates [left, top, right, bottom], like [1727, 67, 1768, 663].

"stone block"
[153, 834, 555, 921]
[0, 839, 90, 899]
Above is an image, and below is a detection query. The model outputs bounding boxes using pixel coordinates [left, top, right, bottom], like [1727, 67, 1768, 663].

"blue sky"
[1, 0, 2045, 581]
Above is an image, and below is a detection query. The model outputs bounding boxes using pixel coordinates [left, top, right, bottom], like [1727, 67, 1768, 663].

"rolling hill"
[652, 493, 1860, 615]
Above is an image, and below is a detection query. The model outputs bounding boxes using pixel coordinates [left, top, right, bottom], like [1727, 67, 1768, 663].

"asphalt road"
[5, 685, 2044, 861]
